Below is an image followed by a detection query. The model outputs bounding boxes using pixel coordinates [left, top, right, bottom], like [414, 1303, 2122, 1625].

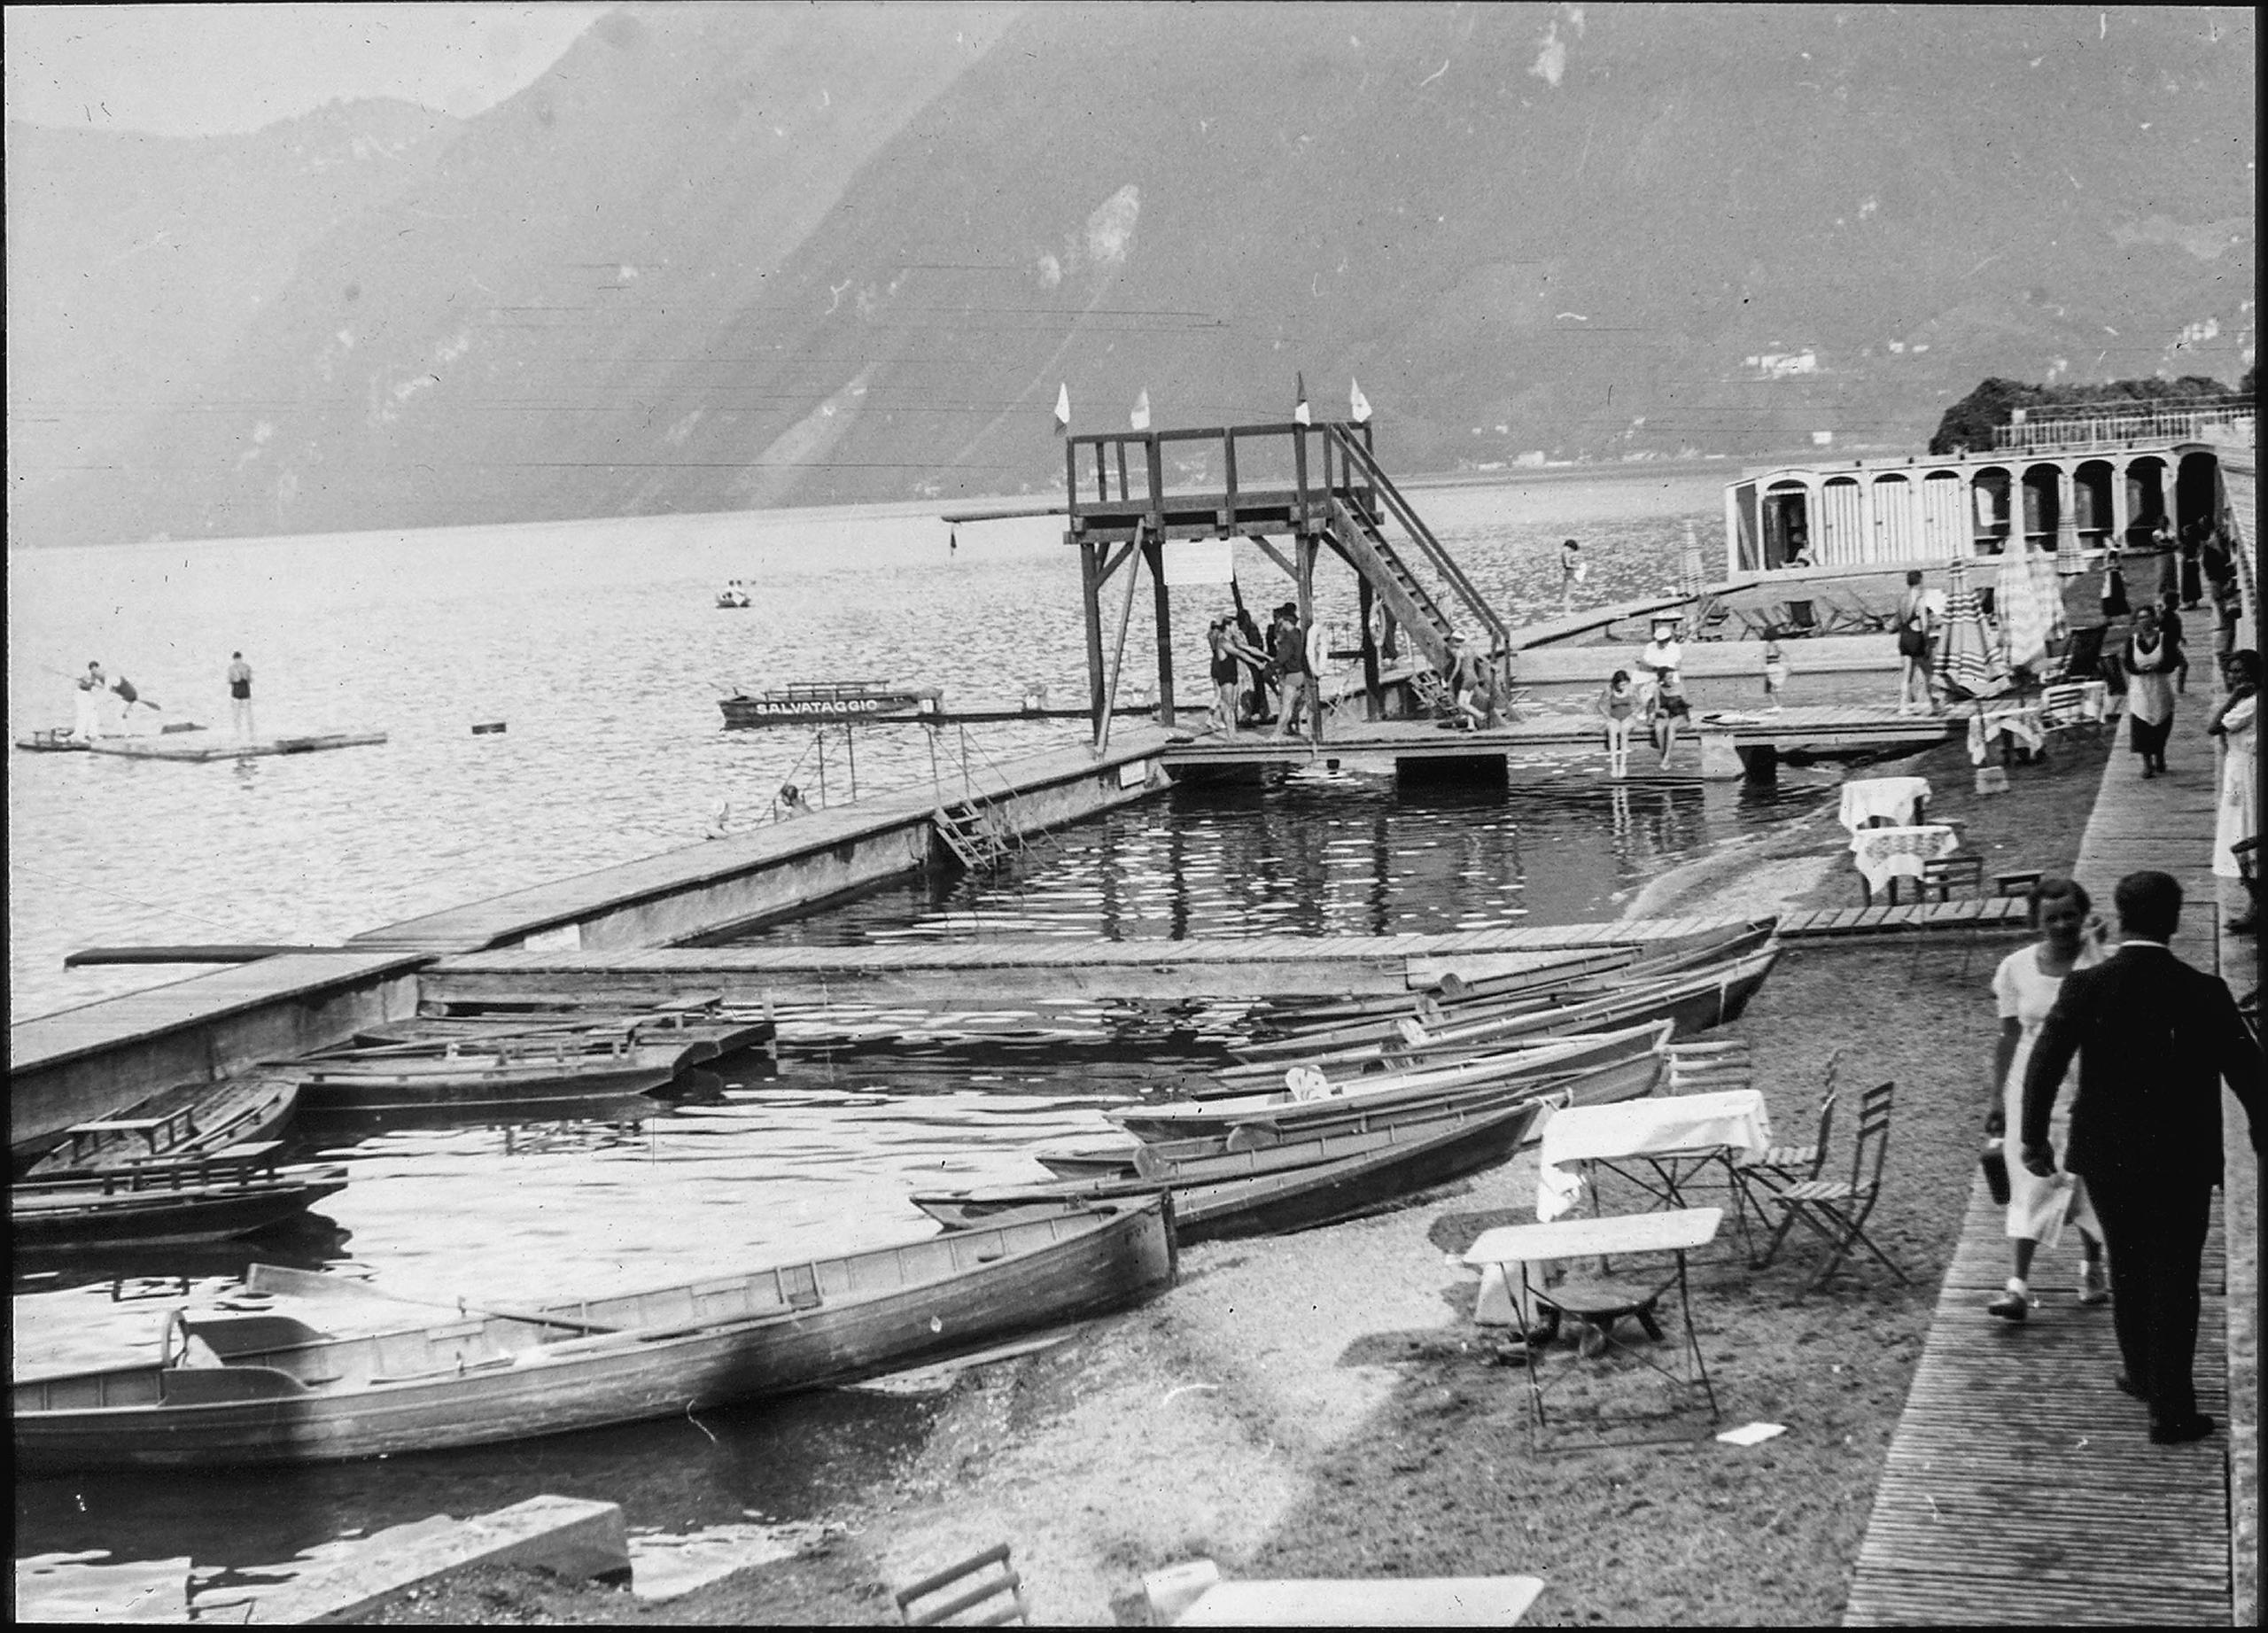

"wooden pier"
[1160, 703, 1956, 777]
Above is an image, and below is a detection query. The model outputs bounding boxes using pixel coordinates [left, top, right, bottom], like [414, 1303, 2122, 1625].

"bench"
[64, 1108, 198, 1164]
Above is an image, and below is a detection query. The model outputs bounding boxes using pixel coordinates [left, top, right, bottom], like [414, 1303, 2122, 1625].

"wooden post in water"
[1357, 576, 1383, 720]
[1146, 530, 1176, 728]
[1080, 539, 1107, 740]
[1097, 522, 1146, 754]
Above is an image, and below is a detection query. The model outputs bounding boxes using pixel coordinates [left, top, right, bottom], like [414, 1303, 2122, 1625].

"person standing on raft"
[227, 651, 255, 739]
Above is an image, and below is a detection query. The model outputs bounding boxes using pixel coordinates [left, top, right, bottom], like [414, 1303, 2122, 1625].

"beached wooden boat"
[718, 680, 943, 727]
[284, 1035, 679, 1113]
[1254, 945, 1643, 1031]
[1111, 1023, 1669, 1145]
[24, 1074, 300, 1178]
[913, 1097, 1545, 1243]
[12, 1160, 348, 1248]
[1215, 945, 1777, 1083]
[1234, 921, 1776, 1061]
[13, 1198, 1177, 1469]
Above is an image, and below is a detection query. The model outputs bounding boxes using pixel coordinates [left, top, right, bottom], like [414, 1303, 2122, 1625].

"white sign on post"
[1161, 539, 1236, 586]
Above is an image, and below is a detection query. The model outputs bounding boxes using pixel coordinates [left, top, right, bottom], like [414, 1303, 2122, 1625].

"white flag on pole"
[1349, 378, 1372, 423]
[1130, 388, 1151, 431]
[1293, 371, 1311, 426]
[1054, 382, 1071, 432]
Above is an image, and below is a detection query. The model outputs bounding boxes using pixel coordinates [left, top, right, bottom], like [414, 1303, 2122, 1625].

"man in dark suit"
[2023, 870, 2261, 1444]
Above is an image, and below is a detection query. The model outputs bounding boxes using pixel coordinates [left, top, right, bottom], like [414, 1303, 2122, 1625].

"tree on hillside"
[1930, 374, 2236, 454]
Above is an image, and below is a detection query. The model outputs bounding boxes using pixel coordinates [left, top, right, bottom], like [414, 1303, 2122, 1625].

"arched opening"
[1818, 476, 1863, 564]
[2175, 450, 2221, 544]
[2072, 460, 2116, 551]
[2124, 456, 2171, 548]
[1761, 479, 1811, 569]
[1870, 472, 1915, 558]
[2020, 463, 2062, 552]
[1922, 470, 1968, 556]
[1970, 467, 2012, 553]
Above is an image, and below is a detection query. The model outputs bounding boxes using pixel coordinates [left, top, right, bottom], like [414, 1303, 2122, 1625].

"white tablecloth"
[1848, 824, 1960, 896]
[1837, 776, 1931, 834]
[1534, 1090, 1773, 1221]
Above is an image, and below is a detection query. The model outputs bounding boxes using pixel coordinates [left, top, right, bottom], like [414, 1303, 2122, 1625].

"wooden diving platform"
[421, 906, 2027, 1008]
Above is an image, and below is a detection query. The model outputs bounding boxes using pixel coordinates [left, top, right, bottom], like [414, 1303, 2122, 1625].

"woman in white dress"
[2208, 649, 2258, 930]
[1982, 875, 2110, 1320]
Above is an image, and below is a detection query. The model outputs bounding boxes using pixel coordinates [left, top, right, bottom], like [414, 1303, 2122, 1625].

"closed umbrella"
[2030, 546, 2070, 642]
[1935, 555, 2009, 699]
[1998, 549, 2052, 675]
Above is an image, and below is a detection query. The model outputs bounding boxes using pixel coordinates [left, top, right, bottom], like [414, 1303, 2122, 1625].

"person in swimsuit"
[1558, 538, 1584, 614]
[1762, 639, 1789, 711]
[1207, 618, 1265, 735]
[1597, 667, 1638, 778]
[1895, 570, 1937, 714]
[227, 651, 255, 739]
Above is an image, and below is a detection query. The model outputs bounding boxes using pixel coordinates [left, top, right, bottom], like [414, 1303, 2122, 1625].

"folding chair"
[1751, 1080, 1909, 1294]
[1781, 600, 1821, 635]
[1734, 1052, 1840, 1266]
[1665, 1038, 1752, 1095]
[894, 1543, 1030, 1626]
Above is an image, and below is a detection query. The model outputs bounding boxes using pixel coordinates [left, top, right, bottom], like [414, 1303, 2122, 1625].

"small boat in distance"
[282, 1035, 680, 1114]
[15, 1197, 1177, 1468]
[717, 579, 752, 609]
[719, 679, 944, 727]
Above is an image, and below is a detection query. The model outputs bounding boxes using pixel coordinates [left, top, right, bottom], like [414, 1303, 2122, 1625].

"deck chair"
[895, 1543, 1030, 1626]
[1813, 588, 1886, 634]
[2040, 624, 2108, 686]
[1780, 599, 1821, 635]
[2038, 681, 2107, 742]
[1751, 1080, 1909, 1294]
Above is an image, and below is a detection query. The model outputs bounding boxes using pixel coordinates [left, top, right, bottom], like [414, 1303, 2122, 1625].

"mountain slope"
[10, 2, 2254, 547]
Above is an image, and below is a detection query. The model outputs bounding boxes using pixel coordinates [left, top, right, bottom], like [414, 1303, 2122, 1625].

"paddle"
[245, 1263, 621, 1335]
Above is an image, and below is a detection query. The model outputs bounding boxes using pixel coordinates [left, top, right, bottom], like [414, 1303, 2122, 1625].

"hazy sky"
[4, 3, 608, 136]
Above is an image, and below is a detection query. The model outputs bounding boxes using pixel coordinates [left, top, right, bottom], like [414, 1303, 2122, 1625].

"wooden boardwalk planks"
[1843, 1181, 2232, 1626]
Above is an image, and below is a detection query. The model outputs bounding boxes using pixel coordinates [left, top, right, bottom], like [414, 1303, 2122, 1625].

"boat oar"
[245, 1264, 621, 1335]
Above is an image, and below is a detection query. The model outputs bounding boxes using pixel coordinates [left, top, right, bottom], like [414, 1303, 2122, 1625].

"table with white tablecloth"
[1837, 775, 1931, 834]
[1535, 1090, 1775, 1222]
[1848, 823, 1961, 903]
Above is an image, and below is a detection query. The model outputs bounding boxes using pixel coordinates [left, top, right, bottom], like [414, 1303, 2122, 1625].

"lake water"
[12, 465, 1844, 1617]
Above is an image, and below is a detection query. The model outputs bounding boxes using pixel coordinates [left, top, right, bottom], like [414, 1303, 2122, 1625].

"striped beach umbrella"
[1935, 555, 2009, 698]
[2054, 522, 2084, 578]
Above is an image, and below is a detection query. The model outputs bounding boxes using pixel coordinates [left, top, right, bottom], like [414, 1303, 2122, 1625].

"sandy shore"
[379, 732, 2117, 1626]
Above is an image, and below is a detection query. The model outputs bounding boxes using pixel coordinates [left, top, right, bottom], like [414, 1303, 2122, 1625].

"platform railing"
[1063, 420, 1374, 535]
[1994, 400, 2255, 452]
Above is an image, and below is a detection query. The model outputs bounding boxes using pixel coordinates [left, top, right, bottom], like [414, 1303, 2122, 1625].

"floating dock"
[82, 729, 388, 762]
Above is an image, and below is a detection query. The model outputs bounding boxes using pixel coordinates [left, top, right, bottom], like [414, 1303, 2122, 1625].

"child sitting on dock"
[1596, 668, 1638, 778]
[1762, 639, 1789, 712]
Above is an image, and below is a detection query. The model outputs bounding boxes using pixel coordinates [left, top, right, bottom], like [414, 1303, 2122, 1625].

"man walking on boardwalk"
[2021, 869, 2261, 1445]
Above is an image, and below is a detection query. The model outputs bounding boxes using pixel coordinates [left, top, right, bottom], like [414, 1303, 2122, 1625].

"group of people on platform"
[68, 653, 256, 743]
[1981, 868, 2259, 1447]
[1594, 618, 1697, 777]
[1201, 597, 1336, 741]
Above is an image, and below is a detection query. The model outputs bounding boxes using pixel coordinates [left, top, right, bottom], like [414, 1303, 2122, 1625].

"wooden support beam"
[1080, 540, 1107, 737]
[1358, 575, 1383, 720]
[1245, 532, 1298, 581]
[1097, 523, 1146, 753]
[1146, 533, 1177, 728]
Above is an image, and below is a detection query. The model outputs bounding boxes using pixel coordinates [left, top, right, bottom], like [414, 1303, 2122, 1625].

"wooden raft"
[1842, 1175, 2232, 1626]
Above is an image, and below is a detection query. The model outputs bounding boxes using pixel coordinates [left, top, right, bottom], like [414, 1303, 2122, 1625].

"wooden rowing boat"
[22, 1074, 300, 1177]
[13, 1197, 1177, 1469]
[1233, 921, 1776, 1060]
[913, 1096, 1544, 1243]
[1110, 1023, 1669, 1145]
[283, 1035, 680, 1113]
[353, 1008, 776, 1069]
[1215, 945, 1778, 1082]
[12, 1160, 348, 1248]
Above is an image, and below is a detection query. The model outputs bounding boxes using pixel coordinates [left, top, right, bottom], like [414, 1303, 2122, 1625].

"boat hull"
[289, 1056, 678, 1112]
[23, 1075, 300, 1176]
[14, 1199, 1176, 1469]
[12, 1168, 347, 1248]
[916, 1099, 1543, 1244]
[1111, 1024, 1669, 1144]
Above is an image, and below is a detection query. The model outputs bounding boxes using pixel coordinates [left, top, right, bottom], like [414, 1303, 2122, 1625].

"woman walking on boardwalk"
[2123, 605, 2179, 778]
[1984, 875, 2111, 1321]
[2208, 649, 2257, 931]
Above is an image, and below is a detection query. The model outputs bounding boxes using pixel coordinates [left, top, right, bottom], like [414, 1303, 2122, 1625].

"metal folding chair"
[1735, 1051, 1841, 1267]
[895, 1543, 1030, 1626]
[1751, 1080, 1908, 1294]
